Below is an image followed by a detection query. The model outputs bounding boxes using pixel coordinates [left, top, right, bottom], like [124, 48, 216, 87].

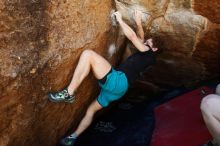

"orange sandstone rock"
[0, 0, 219, 146]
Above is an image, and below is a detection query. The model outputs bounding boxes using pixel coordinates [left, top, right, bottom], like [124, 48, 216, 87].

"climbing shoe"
[60, 136, 77, 146]
[48, 88, 75, 103]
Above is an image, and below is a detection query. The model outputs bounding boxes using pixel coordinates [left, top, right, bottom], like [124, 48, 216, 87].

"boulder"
[0, 0, 219, 146]
[0, 0, 121, 146]
[116, 0, 220, 89]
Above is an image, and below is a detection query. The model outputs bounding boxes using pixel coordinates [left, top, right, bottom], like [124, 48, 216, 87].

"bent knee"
[81, 49, 95, 58]
[201, 94, 218, 113]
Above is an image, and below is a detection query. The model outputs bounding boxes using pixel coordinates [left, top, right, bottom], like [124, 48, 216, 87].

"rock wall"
[0, 0, 120, 146]
[0, 0, 219, 146]
[116, 0, 220, 89]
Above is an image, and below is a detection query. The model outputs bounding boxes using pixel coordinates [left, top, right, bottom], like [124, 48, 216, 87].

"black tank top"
[117, 50, 156, 85]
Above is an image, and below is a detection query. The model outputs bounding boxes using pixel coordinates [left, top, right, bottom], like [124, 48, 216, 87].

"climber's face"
[144, 38, 158, 52]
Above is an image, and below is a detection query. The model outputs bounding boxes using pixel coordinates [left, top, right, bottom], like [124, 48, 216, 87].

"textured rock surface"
[0, 0, 219, 146]
[0, 0, 119, 146]
[116, 0, 220, 89]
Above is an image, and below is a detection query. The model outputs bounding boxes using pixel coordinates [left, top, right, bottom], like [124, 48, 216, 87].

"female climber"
[201, 84, 220, 146]
[48, 10, 160, 146]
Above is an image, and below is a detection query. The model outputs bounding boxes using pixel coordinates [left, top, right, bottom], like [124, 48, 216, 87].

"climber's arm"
[114, 12, 149, 52]
[136, 23, 145, 43]
[134, 10, 145, 42]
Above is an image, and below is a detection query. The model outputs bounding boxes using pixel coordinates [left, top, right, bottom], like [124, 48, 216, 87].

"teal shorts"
[97, 69, 129, 107]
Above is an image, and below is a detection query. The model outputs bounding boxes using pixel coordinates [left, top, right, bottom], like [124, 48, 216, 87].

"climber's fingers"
[113, 11, 122, 22]
[134, 9, 142, 18]
[133, 9, 142, 24]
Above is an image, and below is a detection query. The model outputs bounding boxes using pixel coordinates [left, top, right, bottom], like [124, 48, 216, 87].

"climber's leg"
[67, 49, 111, 95]
[48, 49, 111, 103]
[60, 100, 102, 146]
[59, 68, 129, 146]
[75, 100, 102, 136]
[201, 93, 220, 145]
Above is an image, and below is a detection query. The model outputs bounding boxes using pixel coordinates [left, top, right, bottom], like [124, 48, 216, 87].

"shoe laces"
[64, 137, 74, 144]
[57, 89, 69, 98]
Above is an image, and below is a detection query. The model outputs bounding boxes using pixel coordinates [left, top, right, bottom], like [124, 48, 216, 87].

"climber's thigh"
[89, 50, 112, 80]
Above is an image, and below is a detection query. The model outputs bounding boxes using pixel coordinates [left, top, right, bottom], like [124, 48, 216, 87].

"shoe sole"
[48, 94, 75, 103]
